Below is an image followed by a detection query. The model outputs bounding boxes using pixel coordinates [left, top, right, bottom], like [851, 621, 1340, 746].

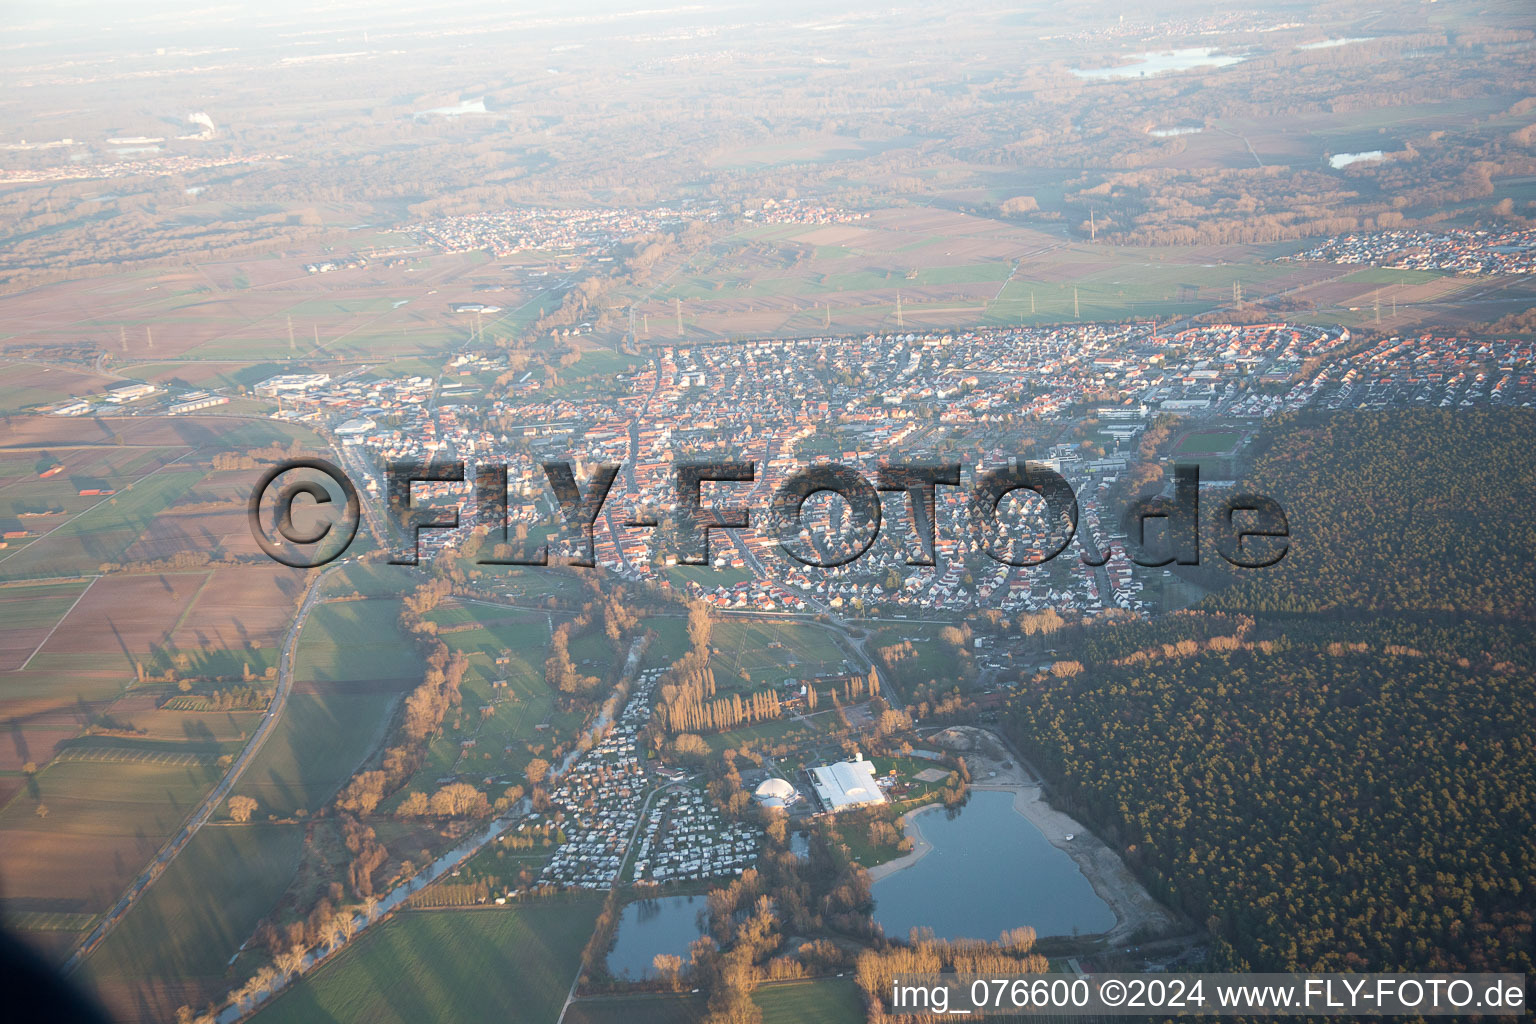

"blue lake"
[607, 894, 709, 980]
[872, 790, 1116, 941]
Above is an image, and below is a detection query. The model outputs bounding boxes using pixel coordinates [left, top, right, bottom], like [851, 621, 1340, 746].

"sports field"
[1172, 429, 1244, 456]
[709, 619, 850, 691]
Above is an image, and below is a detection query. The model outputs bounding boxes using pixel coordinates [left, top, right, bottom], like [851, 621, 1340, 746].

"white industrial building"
[104, 382, 160, 403]
[753, 777, 798, 811]
[169, 392, 230, 415]
[254, 373, 331, 398]
[808, 753, 886, 813]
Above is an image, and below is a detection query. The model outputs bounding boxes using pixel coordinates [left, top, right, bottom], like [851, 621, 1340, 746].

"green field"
[230, 692, 401, 817]
[393, 605, 573, 797]
[321, 560, 422, 600]
[709, 620, 850, 691]
[563, 977, 863, 1024]
[0, 467, 201, 580]
[703, 714, 829, 755]
[291, 600, 423, 684]
[1172, 429, 1243, 455]
[665, 564, 752, 590]
[757, 977, 865, 1024]
[563, 994, 707, 1024]
[0, 579, 91, 632]
[251, 903, 601, 1024]
[0, 758, 225, 915]
[866, 623, 959, 699]
[641, 616, 690, 667]
[223, 597, 425, 815]
[81, 823, 304, 984]
[1340, 267, 1446, 285]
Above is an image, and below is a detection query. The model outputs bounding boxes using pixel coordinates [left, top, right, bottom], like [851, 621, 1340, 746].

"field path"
[15, 574, 99, 670]
[63, 560, 344, 974]
[0, 447, 197, 568]
[209, 633, 650, 1022]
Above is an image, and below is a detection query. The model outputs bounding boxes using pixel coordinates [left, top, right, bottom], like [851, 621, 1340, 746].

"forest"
[1006, 408, 1536, 975]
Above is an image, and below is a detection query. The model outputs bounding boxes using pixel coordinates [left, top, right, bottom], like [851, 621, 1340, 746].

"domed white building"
[753, 777, 797, 810]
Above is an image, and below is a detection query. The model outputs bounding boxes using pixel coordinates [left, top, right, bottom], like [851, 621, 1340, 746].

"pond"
[1070, 47, 1246, 80]
[607, 894, 709, 980]
[872, 790, 1116, 941]
[1298, 37, 1376, 50]
[1329, 151, 1384, 169]
[424, 98, 488, 117]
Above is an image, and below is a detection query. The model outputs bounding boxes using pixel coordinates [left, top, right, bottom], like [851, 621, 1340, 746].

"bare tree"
[274, 944, 305, 980]
[321, 916, 346, 953]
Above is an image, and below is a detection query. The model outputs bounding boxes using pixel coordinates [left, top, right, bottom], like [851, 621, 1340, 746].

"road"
[554, 781, 677, 1024]
[337, 442, 390, 546]
[213, 632, 651, 1022]
[63, 560, 343, 975]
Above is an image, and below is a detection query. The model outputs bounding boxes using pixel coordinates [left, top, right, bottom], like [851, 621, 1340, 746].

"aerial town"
[35, 318, 1535, 621]
[1284, 226, 1536, 275]
[5, 2, 1536, 1021]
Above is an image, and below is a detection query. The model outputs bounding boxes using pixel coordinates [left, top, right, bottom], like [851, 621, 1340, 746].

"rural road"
[63, 560, 343, 975]
[213, 632, 651, 1022]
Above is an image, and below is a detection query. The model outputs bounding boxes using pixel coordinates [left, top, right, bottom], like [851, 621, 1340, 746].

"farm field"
[91, 691, 267, 745]
[79, 823, 306, 1022]
[5, 571, 209, 706]
[229, 690, 401, 819]
[0, 414, 328, 583]
[0, 362, 121, 415]
[622, 207, 1351, 339]
[0, 565, 301, 779]
[0, 250, 518, 366]
[562, 977, 864, 1024]
[0, 578, 93, 671]
[0, 758, 222, 922]
[0, 466, 202, 579]
[164, 564, 305, 656]
[249, 903, 601, 1024]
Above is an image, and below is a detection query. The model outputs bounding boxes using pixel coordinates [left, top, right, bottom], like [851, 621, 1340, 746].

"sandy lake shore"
[866, 726, 1181, 945]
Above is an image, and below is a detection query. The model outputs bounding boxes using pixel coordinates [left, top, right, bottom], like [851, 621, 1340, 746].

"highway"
[62, 560, 343, 975]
